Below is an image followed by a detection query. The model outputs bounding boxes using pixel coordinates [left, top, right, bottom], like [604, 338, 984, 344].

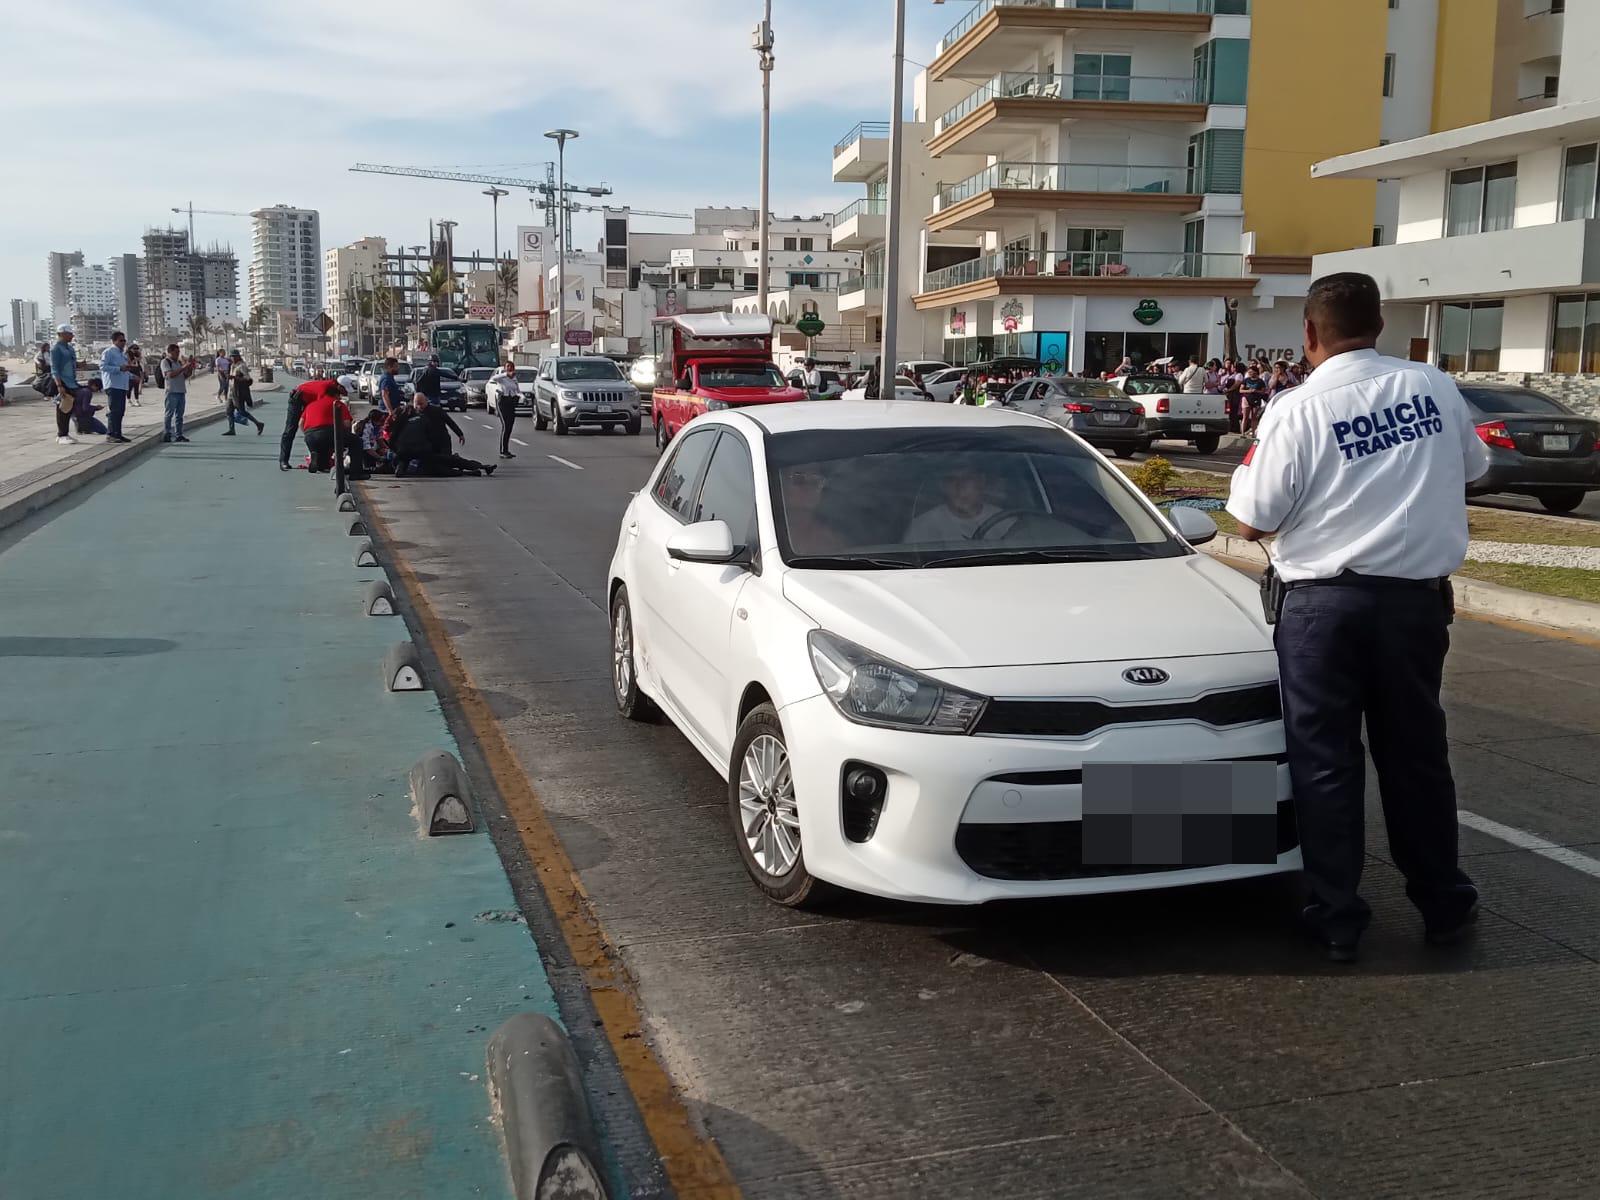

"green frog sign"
[796, 312, 826, 338]
[1132, 299, 1163, 326]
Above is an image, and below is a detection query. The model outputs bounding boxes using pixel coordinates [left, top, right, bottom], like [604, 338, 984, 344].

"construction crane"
[348, 163, 690, 249]
[171, 202, 251, 247]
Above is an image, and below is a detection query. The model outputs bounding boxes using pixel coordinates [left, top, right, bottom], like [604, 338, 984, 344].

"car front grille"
[571, 391, 632, 405]
[955, 801, 1298, 881]
[973, 683, 1280, 738]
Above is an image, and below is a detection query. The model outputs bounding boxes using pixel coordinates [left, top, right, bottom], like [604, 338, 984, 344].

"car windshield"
[700, 364, 785, 389]
[1461, 387, 1569, 416]
[464, 368, 495, 381]
[1119, 376, 1177, 395]
[439, 369, 459, 381]
[555, 360, 624, 382]
[767, 426, 1183, 569]
[515, 369, 539, 383]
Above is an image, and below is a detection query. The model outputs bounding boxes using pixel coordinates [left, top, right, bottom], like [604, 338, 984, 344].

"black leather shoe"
[1301, 904, 1360, 964]
[1425, 900, 1479, 946]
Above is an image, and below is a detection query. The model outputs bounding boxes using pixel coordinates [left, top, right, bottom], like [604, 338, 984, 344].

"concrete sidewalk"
[0, 435, 559, 1198]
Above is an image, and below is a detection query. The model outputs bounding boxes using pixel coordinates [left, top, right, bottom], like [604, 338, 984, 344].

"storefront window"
[1082, 330, 1205, 376]
[1437, 300, 1503, 372]
[1550, 293, 1600, 374]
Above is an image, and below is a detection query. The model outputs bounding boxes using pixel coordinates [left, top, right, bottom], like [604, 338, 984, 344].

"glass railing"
[935, 70, 1201, 134]
[834, 121, 892, 156]
[935, 162, 1195, 209]
[937, 0, 1223, 56]
[841, 273, 886, 294]
[834, 197, 889, 224]
[922, 249, 1243, 291]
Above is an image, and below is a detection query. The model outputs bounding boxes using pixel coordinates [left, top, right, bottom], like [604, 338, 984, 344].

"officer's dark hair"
[1304, 272, 1383, 343]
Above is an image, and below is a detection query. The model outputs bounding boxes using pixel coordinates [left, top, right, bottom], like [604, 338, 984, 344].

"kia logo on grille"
[1122, 666, 1170, 686]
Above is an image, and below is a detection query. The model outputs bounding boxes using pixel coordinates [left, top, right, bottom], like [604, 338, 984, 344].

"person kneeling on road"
[300, 380, 355, 473]
[281, 376, 337, 469]
[391, 392, 495, 477]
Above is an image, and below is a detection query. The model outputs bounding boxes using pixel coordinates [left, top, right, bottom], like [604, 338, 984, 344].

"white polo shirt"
[1226, 348, 1490, 582]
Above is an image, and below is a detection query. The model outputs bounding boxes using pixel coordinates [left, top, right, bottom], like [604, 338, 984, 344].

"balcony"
[839, 272, 886, 312]
[833, 198, 888, 249]
[915, 249, 1251, 307]
[930, 161, 1202, 231]
[930, 71, 1207, 156]
[833, 121, 891, 183]
[932, 0, 1218, 81]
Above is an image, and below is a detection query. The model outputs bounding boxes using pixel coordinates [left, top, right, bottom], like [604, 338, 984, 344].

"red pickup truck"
[649, 312, 807, 451]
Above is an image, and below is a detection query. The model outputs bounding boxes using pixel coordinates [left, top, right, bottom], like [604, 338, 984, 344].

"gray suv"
[533, 356, 642, 436]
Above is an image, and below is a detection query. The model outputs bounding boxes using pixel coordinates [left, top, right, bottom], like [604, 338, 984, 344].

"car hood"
[698, 384, 808, 405]
[780, 555, 1270, 670]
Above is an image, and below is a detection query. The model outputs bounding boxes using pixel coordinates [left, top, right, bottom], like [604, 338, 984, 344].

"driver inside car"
[781, 463, 852, 554]
[905, 456, 1005, 542]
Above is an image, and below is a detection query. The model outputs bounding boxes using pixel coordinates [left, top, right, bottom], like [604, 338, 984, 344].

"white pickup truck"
[1114, 373, 1228, 454]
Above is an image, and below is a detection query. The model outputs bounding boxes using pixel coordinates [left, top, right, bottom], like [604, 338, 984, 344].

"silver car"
[1003, 377, 1149, 459]
[533, 357, 642, 436]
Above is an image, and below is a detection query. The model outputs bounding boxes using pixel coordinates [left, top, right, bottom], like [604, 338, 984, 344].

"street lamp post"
[438, 219, 459, 322]
[544, 128, 579, 356]
[484, 186, 508, 321]
[880, 0, 909, 390]
[753, 4, 775, 311]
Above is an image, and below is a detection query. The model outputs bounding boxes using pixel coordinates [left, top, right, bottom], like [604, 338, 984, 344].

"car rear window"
[1459, 387, 1569, 416]
[1119, 376, 1177, 395]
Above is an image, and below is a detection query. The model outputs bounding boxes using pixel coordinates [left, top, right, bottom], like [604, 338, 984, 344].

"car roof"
[730, 399, 1046, 436]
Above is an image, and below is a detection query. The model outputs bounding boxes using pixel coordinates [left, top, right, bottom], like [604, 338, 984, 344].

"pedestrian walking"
[1226, 272, 1489, 963]
[127, 344, 145, 406]
[50, 324, 81, 445]
[221, 350, 263, 435]
[160, 343, 197, 442]
[491, 359, 520, 458]
[99, 330, 133, 443]
[213, 348, 231, 404]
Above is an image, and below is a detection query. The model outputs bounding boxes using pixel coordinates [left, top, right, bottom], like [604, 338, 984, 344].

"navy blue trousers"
[1275, 582, 1475, 941]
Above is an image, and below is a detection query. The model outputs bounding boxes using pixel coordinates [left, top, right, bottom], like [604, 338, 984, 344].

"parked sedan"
[921, 366, 969, 403]
[607, 401, 1292, 907]
[1460, 383, 1600, 514]
[1002, 377, 1148, 457]
[533, 357, 642, 434]
[839, 374, 932, 402]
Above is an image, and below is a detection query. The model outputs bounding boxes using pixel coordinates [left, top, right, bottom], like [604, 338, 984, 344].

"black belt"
[1286, 570, 1445, 592]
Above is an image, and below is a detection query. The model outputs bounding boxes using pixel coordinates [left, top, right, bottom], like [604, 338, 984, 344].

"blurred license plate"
[1541, 434, 1568, 451]
[1100, 412, 1126, 424]
[598, 406, 614, 413]
[1190, 424, 1208, 432]
[1080, 762, 1279, 866]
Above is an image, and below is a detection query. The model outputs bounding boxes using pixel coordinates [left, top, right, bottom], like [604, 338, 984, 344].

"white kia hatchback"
[607, 402, 1298, 907]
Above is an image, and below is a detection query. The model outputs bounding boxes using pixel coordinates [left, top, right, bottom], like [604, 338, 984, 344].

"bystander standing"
[161, 343, 197, 443]
[99, 330, 132, 444]
[50, 325, 80, 446]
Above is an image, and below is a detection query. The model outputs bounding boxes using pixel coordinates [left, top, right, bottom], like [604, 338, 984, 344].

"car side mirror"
[1167, 505, 1218, 547]
[667, 519, 740, 564]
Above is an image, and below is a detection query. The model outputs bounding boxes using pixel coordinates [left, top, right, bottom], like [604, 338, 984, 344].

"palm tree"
[186, 313, 210, 356]
[415, 265, 454, 327]
[247, 303, 268, 360]
[495, 259, 518, 319]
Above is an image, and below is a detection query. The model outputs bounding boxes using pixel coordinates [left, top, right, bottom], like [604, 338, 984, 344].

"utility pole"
[753, 3, 775, 311]
[484, 186, 508, 322]
[438, 219, 458, 322]
[880, 0, 909, 387]
[544, 129, 579, 356]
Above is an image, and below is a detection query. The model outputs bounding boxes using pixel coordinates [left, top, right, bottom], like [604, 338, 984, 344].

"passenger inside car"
[904, 457, 1005, 542]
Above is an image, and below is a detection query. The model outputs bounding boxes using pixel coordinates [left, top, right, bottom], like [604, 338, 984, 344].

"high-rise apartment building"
[47, 250, 84, 325]
[324, 236, 388, 355]
[838, 0, 1392, 372]
[66, 264, 117, 343]
[250, 206, 322, 323]
[140, 228, 240, 340]
[109, 254, 144, 340]
[1312, 0, 1600, 405]
[9, 299, 40, 350]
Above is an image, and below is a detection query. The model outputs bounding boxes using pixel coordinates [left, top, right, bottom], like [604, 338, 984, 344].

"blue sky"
[6, 0, 958, 324]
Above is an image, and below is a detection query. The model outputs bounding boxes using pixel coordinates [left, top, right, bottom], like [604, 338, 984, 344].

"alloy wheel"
[612, 602, 633, 702]
[738, 734, 800, 877]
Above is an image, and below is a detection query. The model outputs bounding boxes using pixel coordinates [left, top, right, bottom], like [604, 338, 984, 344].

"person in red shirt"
[281, 377, 341, 470]
[299, 383, 354, 473]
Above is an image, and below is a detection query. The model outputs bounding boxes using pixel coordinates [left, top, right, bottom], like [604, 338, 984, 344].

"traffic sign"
[315, 311, 334, 334]
[564, 329, 594, 347]
[796, 313, 826, 338]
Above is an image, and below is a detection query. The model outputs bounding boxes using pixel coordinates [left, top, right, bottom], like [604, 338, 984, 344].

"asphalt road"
[1144, 437, 1600, 522]
[364, 416, 1600, 1198]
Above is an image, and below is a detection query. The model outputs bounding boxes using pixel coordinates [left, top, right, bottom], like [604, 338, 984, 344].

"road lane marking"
[479, 423, 494, 430]
[1458, 811, 1600, 880]
[356, 497, 741, 1199]
[511, 437, 529, 447]
[548, 455, 583, 470]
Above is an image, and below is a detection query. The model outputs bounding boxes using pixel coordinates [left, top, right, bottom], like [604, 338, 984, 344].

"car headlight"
[705, 398, 730, 411]
[807, 630, 986, 734]
[558, 388, 578, 402]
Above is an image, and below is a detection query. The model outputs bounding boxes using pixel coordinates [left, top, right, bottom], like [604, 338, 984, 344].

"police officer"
[1226, 272, 1489, 963]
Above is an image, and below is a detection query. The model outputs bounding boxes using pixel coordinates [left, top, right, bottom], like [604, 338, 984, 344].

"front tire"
[1113, 445, 1137, 460]
[1539, 487, 1585, 514]
[626, 415, 642, 436]
[728, 704, 832, 908]
[610, 587, 657, 722]
[553, 406, 569, 436]
[533, 399, 549, 431]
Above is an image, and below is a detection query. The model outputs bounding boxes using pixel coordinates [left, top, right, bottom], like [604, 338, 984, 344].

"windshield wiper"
[786, 554, 921, 570]
[924, 548, 1132, 568]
